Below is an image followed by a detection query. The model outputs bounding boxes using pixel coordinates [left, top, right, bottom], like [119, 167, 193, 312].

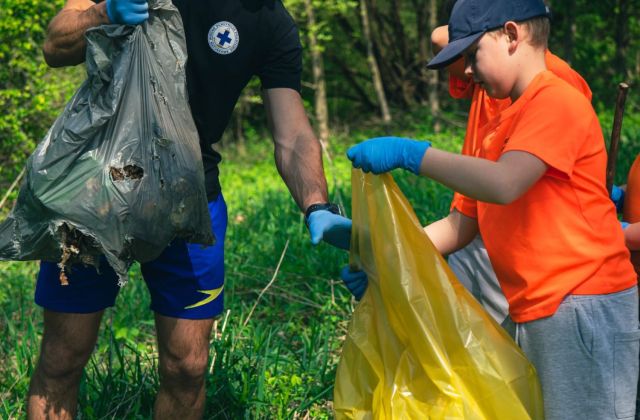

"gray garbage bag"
[0, 0, 214, 285]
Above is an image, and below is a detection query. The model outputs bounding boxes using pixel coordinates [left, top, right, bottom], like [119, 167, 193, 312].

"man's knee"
[36, 310, 102, 382]
[37, 336, 94, 381]
[159, 348, 209, 390]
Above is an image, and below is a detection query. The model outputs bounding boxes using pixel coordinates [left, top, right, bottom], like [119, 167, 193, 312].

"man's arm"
[263, 88, 328, 211]
[42, 0, 109, 67]
[264, 88, 352, 250]
[424, 210, 478, 255]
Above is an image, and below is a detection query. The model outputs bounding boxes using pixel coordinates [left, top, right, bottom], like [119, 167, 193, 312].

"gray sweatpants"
[503, 287, 640, 420]
[448, 235, 508, 324]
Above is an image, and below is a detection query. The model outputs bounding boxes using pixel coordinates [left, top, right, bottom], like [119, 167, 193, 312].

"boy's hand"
[106, 0, 149, 25]
[307, 210, 352, 250]
[347, 137, 431, 175]
[340, 266, 368, 300]
[611, 185, 626, 212]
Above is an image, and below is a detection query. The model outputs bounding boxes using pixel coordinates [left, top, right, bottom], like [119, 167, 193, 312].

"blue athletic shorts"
[34, 194, 227, 319]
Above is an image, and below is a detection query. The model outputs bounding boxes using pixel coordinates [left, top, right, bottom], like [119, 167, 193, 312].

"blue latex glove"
[347, 137, 431, 175]
[621, 221, 630, 229]
[106, 0, 149, 25]
[307, 210, 352, 250]
[340, 266, 368, 300]
[611, 185, 625, 212]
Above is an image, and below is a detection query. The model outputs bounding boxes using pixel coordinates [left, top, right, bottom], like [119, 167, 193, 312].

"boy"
[429, 22, 592, 324]
[614, 155, 640, 419]
[347, 0, 640, 418]
[619, 156, 640, 266]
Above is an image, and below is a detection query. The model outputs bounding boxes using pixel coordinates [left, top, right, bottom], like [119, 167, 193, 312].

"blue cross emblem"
[217, 30, 232, 47]
[208, 21, 240, 55]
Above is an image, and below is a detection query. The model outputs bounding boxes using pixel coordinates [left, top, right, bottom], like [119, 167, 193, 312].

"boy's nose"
[464, 60, 474, 78]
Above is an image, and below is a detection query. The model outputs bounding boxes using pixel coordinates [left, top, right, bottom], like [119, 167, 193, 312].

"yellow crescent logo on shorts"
[184, 286, 224, 309]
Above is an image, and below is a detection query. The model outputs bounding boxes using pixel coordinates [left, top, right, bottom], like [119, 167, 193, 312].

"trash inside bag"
[0, 0, 213, 285]
[334, 170, 544, 419]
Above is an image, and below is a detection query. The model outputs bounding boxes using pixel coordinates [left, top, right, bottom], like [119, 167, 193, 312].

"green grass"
[0, 109, 637, 418]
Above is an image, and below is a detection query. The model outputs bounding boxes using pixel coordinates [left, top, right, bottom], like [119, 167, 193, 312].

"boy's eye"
[464, 51, 476, 65]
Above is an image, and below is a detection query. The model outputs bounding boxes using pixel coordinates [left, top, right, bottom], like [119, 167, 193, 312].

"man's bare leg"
[28, 310, 104, 419]
[154, 314, 214, 420]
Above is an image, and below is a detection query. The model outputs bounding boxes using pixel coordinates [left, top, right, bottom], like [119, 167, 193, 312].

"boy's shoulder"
[526, 71, 594, 118]
[496, 71, 598, 143]
[545, 51, 593, 100]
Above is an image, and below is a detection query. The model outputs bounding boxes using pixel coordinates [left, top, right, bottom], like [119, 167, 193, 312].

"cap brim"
[426, 32, 484, 69]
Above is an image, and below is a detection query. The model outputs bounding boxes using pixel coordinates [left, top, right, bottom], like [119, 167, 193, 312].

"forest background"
[1, 0, 639, 417]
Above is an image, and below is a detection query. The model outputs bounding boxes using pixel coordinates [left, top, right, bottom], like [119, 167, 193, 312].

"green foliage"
[548, 0, 640, 105]
[284, 0, 358, 54]
[0, 0, 82, 189]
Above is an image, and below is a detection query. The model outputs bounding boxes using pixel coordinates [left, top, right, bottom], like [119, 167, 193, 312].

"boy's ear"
[503, 21, 520, 51]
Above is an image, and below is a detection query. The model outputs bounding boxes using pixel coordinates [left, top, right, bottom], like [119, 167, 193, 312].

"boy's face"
[462, 29, 516, 99]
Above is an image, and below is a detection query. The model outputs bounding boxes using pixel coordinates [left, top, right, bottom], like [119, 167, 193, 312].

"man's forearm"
[274, 134, 328, 211]
[263, 88, 329, 211]
[43, 2, 109, 67]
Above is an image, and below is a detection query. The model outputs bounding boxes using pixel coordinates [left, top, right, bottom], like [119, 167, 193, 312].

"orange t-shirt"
[623, 154, 640, 277]
[474, 71, 635, 323]
[450, 51, 593, 218]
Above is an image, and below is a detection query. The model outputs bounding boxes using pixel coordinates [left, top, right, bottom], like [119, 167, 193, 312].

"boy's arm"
[424, 210, 478, 255]
[43, 0, 109, 67]
[419, 148, 547, 205]
[339, 210, 478, 300]
[431, 25, 449, 52]
[624, 223, 640, 251]
[431, 25, 467, 83]
[347, 138, 547, 205]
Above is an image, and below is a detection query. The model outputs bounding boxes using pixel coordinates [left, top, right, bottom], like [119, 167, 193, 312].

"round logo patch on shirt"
[208, 21, 240, 55]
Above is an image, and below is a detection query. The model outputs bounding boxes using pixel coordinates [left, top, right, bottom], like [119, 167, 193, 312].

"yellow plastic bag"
[334, 171, 544, 419]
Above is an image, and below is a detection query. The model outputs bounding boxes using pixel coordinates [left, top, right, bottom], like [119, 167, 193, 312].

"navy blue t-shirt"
[173, 0, 302, 200]
[96, 0, 303, 200]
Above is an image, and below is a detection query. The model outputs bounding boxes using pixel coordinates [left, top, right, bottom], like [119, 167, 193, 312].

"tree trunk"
[414, 0, 429, 100]
[304, 0, 330, 143]
[613, 0, 630, 80]
[389, 0, 410, 65]
[234, 93, 247, 156]
[388, 0, 415, 107]
[636, 49, 640, 83]
[427, 0, 441, 132]
[366, 0, 413, 108]
[360, 0, 391, 123]
[331, 53, 377, 110]
[562, 0, 576, 65]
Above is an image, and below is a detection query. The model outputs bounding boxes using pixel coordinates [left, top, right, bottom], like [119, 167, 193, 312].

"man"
[33, 0, 351, 418]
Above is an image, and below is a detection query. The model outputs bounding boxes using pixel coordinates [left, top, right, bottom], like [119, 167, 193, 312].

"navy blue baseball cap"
[427, 0, 550, 69]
